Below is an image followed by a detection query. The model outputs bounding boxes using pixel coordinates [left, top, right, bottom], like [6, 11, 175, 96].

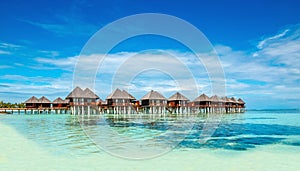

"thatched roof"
[230, 97, 238, 103]
[39, 96, 51, 103]
[210, 95, 222, 102]
[66, 87, 84, 98]
[24, 96, 39, 104]
[66, 87, 99, 99]
[53, 97, 64, 104]
[193, 93, 210, 102]
[221, 96, 233, 103]
[168, 92, 189, 101]
[141, 90, 166, 100]
[83, 88, 99, 99]
[53, 97, 69, 104]
[122, 90, 136, 100]
[106, 88, 132, 99]
[237, 98, 245, 104]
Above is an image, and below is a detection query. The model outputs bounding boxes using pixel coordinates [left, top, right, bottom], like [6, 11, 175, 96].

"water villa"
[66, 86, 99, 115]
[237, 98, 246, 112]
[1, 86, 246, 115]
[167, 92, 190, 115]
[24, 96, 39, 108]
[192, 93, 211, 114]
[38, 96, 51, 108]
[105, 88, 137, 114]
[22, 96, 67, 114]
[141, 90, 167, 114]
[209, 95, 225, 113]
[52, 97, 69, 108]
[24, 96, 52, 108]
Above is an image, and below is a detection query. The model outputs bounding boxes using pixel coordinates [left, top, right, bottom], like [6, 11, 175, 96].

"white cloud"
[0, 65, 13, 69]
[32, 34, 300, 109]
[0, 41, 23, 55]
[34, 50, 213, 100]
[2, 24, 300, 109]
[0, 50, 11, 55]
[0, 74, 73, 102]
[34, 56, 78, 69]
[257, 29, 289, 49]
[38, 50, 60, 57]
[213, 24, 300, 109]
[0, 42, 22, 49]
[20, 18, 99, 37]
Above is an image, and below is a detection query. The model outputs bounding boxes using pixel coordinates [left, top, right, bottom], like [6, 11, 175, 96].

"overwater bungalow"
[21, 88, 246, 115]
[193, 93, 211, 114]
[141, 90, 167, 114]
[52, 97, 69, 108]
[23, 96, 51, 114]
[237, 98, 246, 112]
[38, 96, 51, 108]
[123, 90, 140, 112]
[222, 97, 233, 113]
[66, 87, 100, 115]
[83, 88, 100, 105]
[52, 97, 69, 114]
[24, 96, 39, 108]
[230, 97, 239, 113]
[167, 92, 189, 114]
[210, 95, 225, 113]
[97, 99, 107, 113]
[221, 96, 246, 113]
[122, 90, 135, 101]
[106, 88, 136, 114]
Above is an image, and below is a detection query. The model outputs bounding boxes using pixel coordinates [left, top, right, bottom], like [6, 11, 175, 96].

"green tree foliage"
[0, 101, 25, 108]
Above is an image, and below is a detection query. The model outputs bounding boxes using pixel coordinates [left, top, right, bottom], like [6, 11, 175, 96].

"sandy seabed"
[0, 122, 299, 171]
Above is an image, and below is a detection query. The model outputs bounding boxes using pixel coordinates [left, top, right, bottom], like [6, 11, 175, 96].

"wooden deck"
[0, 107, 69, 114]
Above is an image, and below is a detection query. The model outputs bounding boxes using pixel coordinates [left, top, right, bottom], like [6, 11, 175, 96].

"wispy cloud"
[0, 74, 73, 101]
[34, 51, 208, 100]
[0, 65, 13, 69]
[20, 17, 99, 37]
[257, 29, 289, 49]
[254, 25, 300, 73]
[0, 50, 11, 55]
[0, 42, 22, 49]
[34, 56, 78, 70]
[0, 41, 23, 55]
[214, 24, 300, 109]
[38, 50, 60, 57]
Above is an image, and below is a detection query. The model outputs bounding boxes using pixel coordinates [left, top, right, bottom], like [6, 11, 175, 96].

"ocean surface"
[0, 110, 299, 170]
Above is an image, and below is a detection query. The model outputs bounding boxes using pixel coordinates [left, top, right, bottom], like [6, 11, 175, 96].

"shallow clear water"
[1, 110, 300, 170]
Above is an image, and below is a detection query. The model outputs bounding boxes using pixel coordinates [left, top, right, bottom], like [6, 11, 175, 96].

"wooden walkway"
[0, 107, 69, 114]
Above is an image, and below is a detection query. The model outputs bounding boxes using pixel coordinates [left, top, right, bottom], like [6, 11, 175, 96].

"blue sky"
[1, 0, 300, 109]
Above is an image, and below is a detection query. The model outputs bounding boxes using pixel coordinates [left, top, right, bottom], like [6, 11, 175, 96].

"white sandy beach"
[1, 122, 299, 171]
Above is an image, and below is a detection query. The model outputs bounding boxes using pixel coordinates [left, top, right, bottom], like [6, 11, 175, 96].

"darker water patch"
[80, 116, 300, 151]
[210, 123, 300, 137]
[174, 121, 300, 150]
[283, 141, 300, 146]
[245, 117, 277, 120]
[178, 137, 286, 151]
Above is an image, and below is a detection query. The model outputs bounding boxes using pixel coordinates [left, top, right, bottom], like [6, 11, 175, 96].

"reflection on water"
[0, 110, 300, 155]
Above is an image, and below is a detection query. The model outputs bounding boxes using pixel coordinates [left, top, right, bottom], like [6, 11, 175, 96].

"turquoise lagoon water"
[0, 110, 300, 170]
